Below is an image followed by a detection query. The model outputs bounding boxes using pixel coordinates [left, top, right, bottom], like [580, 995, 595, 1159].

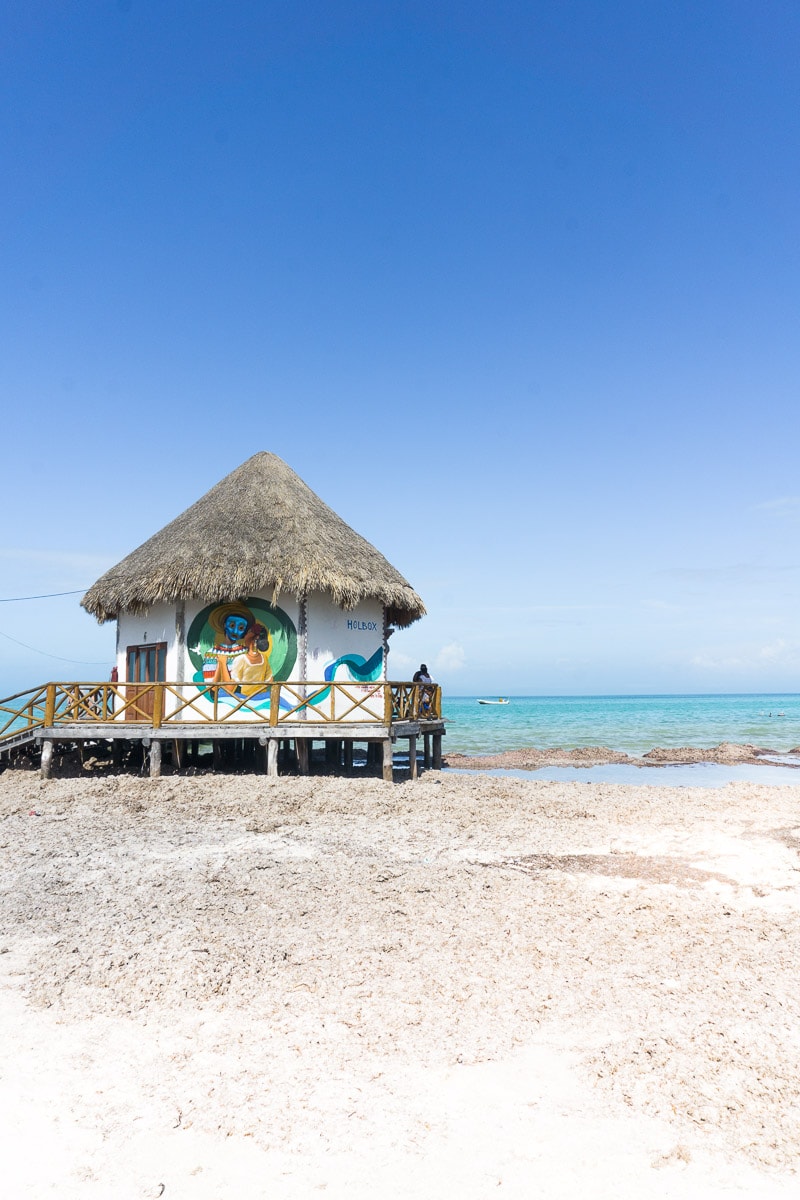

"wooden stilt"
[267, 739, 279, 777]
[212, 741, 222, 770]
[423, 733, 431, 769]
[40, 740, 53, 780]
[149, 740, 162, 778]
[432, 734, 443, 770]
[382, 739, 393, 782]
[296, 738, 310, 775]
[344, 739, 353, 774]
[112, 740, 122, 769]
[408, 735, 418, 780]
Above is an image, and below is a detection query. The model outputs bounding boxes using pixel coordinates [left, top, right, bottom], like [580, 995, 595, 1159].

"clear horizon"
[2, 3, 800, 698]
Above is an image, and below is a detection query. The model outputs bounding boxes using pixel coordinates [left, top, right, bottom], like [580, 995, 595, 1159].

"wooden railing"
[0, 684, 50, 742]
[0, 681, 442, 743]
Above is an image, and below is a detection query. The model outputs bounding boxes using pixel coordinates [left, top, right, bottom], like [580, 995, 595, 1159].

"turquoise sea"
[442, 694, 800, 757]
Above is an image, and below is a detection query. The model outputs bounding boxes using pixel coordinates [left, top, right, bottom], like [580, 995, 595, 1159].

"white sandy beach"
[1, 769, 799, 1198]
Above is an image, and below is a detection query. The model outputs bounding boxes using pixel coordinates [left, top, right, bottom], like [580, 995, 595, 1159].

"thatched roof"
[81, 452, 425, 628]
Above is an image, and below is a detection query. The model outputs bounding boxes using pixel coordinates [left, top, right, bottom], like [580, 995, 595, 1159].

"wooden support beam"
[344, 739, 353, 774]
[267, 739, 279, 777]
[408, 735, 418, 780]
[212, 741, 222, 770]
[40, 740, 54, 780]
[382, 739, 393, 782]
[432, 734, 442, 771]
[296, 738, 310, 775]
[423, 733, 431, 769]
[149, 740, 162, 778]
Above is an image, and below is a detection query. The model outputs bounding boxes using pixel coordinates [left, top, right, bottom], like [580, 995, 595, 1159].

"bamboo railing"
[0, 681, 443, 744]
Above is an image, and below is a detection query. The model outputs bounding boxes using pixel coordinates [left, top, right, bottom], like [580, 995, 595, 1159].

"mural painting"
[187, 598, 297, 709]
[301, 646, 385, 712]
[324, 646, 383, 684]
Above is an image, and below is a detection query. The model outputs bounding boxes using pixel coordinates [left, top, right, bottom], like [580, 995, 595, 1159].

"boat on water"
[477, 697, 510, 705]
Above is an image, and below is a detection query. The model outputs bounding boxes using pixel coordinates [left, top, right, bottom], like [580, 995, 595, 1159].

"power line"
[0, 627, 110, 665]
[0, 588, 87, 603]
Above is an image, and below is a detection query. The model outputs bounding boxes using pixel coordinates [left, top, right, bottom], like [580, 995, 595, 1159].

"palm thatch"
[81, 452, 425, 628]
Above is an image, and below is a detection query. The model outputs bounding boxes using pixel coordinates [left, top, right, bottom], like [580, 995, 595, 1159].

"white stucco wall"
[304, 592, 386, 722]
[305, 593, 385, 681]
[115, 592, 389, 724]
[116, 604, 179, 680]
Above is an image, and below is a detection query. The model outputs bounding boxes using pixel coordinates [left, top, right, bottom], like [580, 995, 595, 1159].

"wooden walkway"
[0, 681, 445, 780]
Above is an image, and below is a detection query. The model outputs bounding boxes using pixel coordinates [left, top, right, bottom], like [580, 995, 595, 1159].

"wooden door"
[125, 643, 167, 720]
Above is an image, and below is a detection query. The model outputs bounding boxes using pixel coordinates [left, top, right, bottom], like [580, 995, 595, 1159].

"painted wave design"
[191, 672, 292, 711]
[323, 647, 383, 684]
[298, 647, 384, 710]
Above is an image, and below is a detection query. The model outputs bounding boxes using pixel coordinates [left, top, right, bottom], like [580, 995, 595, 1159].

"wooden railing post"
[270, 683, 280, 726]
[384, 684, 393, 726]
[152, 684, 163, 729]
[44, 683, 56, 729]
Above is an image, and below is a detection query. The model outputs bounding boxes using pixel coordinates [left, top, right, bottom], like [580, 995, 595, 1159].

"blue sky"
[2, 1, 800, 696]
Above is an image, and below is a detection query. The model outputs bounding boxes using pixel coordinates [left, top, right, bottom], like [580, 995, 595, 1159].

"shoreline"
[5, 741, 799, 784]
[443, 741, 800, 771]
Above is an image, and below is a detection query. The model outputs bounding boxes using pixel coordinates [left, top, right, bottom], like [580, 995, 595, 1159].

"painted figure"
[202, 602, 255, 689]
[229, 623, 273, 697]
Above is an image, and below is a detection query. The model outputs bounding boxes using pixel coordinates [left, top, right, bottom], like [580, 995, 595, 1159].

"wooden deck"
[0, 681, 445, 780]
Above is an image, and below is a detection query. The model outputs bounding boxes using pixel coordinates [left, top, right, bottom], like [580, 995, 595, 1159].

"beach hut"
[73, 451, 438, 777]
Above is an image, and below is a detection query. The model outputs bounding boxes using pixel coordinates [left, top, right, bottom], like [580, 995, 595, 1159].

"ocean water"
[442, 694, 800, 757]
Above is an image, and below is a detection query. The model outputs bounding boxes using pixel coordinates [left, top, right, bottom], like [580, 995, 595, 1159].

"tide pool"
[441, 694, 800, 757]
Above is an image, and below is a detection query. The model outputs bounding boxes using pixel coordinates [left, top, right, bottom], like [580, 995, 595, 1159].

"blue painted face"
[224, 615, 249, 642]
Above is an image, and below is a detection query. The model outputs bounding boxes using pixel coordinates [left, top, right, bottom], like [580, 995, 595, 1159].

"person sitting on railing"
[412, 664, 434, 714]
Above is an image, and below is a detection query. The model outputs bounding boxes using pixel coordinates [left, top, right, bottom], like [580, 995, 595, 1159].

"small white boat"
[477, 697, 510, 705]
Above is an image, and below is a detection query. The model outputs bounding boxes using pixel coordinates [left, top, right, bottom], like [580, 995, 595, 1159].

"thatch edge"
[80, 452, 426, 628]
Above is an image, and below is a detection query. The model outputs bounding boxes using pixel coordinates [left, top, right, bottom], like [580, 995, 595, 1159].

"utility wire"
[0, 627, 110, 665]
[0, 588, 87, 602]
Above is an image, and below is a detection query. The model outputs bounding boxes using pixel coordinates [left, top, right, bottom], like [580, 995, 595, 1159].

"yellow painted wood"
[0, 681, 445, 746]
[44, 684, 55, 728]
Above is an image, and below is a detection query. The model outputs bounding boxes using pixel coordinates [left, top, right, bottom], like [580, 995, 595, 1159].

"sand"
[1, 768, 799, 1198]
